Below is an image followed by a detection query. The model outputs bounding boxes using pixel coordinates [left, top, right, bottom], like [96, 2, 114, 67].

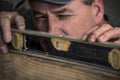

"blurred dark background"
[103, 0, 120, 26]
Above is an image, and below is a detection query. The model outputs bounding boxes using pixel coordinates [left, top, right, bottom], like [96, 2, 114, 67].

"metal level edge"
[11, 28, 120, 48]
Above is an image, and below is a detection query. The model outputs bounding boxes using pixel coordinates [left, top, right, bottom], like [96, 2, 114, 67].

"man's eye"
[35, 15, 47, 21]
[57, 15, 71, 20]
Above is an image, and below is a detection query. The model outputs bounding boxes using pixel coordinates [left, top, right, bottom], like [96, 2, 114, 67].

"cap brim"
[43, 0, 71, 4]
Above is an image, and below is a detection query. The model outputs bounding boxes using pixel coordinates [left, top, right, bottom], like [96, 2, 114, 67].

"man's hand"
[0, 11, 25, 53]
[82, 24, 120, 43]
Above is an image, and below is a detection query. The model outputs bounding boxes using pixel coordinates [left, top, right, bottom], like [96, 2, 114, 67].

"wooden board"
[0, 52, 120, 80]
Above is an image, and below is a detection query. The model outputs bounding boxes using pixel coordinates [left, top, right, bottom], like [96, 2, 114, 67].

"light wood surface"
[0, 52, 120, 80]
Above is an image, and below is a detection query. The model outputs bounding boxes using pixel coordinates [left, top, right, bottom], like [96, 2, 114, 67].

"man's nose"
[48, 15, 62, 35]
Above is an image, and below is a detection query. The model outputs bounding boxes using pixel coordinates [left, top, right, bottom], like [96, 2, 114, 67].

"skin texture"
[0, 0, 120, 53]
[31, 0, 97, 38]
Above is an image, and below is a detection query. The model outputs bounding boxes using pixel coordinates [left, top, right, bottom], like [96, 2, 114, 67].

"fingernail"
[82, 35, 87, 40]
[89, 35, 96, 42]
[4, 32, 11, 43]
[18, 25, 25, 30]
[98, 35, 106, 42]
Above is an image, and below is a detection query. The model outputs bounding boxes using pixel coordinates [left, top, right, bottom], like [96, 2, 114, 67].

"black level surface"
[25, 36, 112, 67]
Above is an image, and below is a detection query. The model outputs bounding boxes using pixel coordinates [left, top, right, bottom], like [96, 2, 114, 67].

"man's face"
[30, 0, 99, 39]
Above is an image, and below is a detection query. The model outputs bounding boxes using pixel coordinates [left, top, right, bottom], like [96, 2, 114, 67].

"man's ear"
[91, 0, 104, 26]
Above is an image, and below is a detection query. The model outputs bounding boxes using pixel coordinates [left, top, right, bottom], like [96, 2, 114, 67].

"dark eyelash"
[35, 16, 48, 21]
[58, 15, 71, 19]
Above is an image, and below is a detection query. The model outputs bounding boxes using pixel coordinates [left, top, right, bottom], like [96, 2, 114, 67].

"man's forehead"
[29, 0, 71, 4]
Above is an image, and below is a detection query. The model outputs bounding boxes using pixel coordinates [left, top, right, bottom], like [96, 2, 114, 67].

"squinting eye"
[35, 15, 48, 21]
[58, 15, 71, 20]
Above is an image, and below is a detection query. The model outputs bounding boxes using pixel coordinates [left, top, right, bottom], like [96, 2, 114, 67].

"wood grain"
[0, 52, 120, 80]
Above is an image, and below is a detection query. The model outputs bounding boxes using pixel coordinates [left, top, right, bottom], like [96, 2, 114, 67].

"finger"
[98, 27, 120, 42]
[82, 26, 99, 40]
[14, 15, 25, 30]
[88, 24, 113, 42]
[0, 11, 18, 20]
[0, 11, 18, 43]
[0, 44, 8, 53]
[0, 16, 12, 43]
[0, 31, 8, 53]
[115, 40, 120, 44]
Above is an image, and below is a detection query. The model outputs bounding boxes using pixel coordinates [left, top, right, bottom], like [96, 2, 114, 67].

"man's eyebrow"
[52, 8, 74, 14]
[32, 11, 45, 15]
[32, 8, 74, 15]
